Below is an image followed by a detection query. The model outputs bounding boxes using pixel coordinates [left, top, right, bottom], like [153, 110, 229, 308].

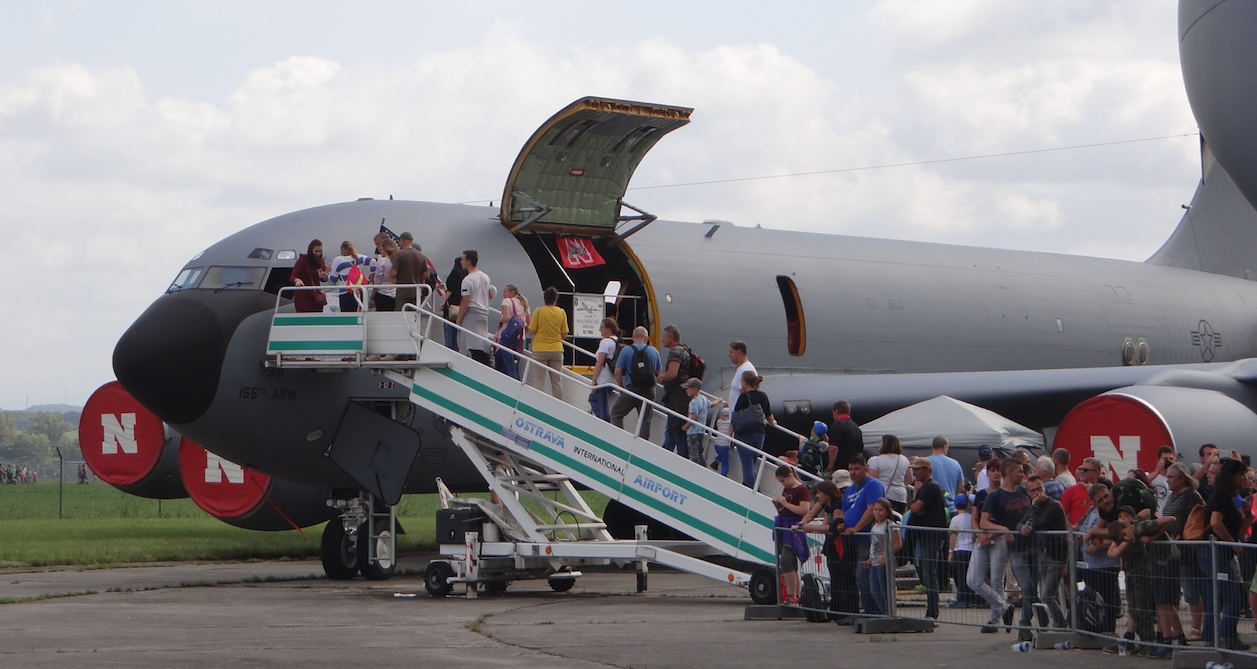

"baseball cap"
[910, 456, 932, 470]
[812, 421, 827, 435]
[682, 378, 702, 389]
[977, 445, 993, 457]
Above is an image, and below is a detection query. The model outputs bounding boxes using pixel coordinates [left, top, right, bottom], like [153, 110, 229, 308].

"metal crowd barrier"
[779, 522, 1257, 657]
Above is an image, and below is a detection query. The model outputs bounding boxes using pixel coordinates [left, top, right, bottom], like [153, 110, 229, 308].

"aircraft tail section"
[1147, 154, 1257, 280]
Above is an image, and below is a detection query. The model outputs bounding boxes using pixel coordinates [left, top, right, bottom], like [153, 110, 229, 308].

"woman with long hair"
[588, 317, 620, 421]
[730, 371, 775, 488]
[868, 434, 911, 513]
[289, 239, 329, 313]
[493, 284, 530, 379]
[373, 238, 398, 312]
[1199, 457, 1254, 649]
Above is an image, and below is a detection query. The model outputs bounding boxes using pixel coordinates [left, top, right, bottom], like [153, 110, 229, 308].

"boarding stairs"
[266, 286, 819, 594]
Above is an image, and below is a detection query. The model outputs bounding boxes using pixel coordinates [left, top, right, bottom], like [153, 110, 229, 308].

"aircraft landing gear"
[320, 518, 359, 580]
[321, 492, 398, 581]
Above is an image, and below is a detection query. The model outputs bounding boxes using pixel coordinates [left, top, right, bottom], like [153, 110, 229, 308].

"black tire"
[749, 567, 778, 605]
[548, 576, 576, 592]
[424, 561, 454, 597]
[359, 528, 397, 581]
[483, 580, 509, 593]
[320, 519, 359, 580]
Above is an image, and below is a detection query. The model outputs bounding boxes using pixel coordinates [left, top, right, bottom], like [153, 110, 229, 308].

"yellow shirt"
[530, 305, 568, 352]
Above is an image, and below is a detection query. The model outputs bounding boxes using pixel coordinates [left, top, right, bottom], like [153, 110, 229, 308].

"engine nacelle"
[79, 381, 187, 499]
[178, 438, 337, 531]
[1055, 385, 1257, 478]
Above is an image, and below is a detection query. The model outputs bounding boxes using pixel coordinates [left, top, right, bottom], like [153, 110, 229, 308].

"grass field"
[0, 481, 608, 568]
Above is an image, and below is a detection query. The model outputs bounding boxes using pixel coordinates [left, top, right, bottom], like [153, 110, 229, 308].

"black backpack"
[1112, 478, 1158, 516]
[678, 343, 706, 380]
[628, 344, 654, 386]
[798, 439, 826, 477]
[1076, 587, 1109, 633]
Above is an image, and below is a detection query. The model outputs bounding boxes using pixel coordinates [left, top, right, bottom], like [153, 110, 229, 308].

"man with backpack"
[658, 325, 692, 455]
[612, 326, 662, 439]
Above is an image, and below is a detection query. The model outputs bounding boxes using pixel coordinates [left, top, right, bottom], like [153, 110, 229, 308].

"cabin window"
[168, 267, 203, 292]
[200, 266, 265, 290]
[776, 275, 806, 356]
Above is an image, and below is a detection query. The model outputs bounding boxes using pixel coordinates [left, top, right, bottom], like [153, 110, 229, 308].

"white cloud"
[0, 6, 1202, 408]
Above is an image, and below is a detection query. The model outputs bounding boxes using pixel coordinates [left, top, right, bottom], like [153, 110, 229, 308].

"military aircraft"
[80, 0, 1257, 580]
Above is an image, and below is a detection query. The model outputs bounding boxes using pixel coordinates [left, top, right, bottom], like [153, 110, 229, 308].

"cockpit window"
[168, 267, 204, 292]
[199, 266, 266, 290]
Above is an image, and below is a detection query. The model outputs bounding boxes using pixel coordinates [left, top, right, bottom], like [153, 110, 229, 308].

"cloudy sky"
[0, 1, 1199, 410]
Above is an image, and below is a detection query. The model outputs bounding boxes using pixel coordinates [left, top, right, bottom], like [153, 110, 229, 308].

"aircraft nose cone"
[113, 293, 227, 425]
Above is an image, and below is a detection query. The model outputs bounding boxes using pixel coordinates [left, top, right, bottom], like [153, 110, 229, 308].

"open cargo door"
[499, 97, 692, 239]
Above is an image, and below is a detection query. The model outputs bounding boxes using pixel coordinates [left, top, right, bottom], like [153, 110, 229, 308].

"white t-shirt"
[595, 337, 617, 384]
[1152, 474, 1171, 512]
[461, 271, 492, 312]
[869, 453, 910, 503]
[870, 520, 897, 565]
[977, 468, 991, 491]
[728, 360, 757, 410]
[949, 512, 974, 552]
[374, 256, 395, 297]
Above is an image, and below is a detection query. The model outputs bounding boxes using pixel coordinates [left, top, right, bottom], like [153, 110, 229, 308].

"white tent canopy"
[860, 395, 1044, 457]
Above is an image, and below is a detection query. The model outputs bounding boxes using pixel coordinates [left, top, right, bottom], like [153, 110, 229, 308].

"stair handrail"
[403, 302, 821, 489]
[273, 283, 434, 312]
[556, 336, 819, 476]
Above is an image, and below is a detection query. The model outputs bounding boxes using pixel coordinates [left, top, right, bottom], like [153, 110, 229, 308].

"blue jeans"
[734, 431, 763, 488]
[1008, 549, 1037, 627]
[1198, 545, 1242, 647]
[443, 322, 459, 350]
[494, 348, 520, 380]
[661, 429, 679, 453]
[914, 536, 943, 619]
[713, 444, 730, 476]
[870, 565, 888, 616]
[589, 387, 612, 422]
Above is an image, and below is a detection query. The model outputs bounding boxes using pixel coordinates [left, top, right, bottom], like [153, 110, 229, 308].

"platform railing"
[402, 301, 820, 492]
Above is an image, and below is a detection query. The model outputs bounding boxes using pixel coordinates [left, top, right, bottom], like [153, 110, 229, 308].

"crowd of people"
[773, 439, 1257, 656]
[1, 463, 38, 484]
[281, 232, 1257, 657]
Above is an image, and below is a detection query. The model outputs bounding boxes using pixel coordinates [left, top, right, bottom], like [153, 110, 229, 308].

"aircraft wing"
[763, 359, 1257, 431]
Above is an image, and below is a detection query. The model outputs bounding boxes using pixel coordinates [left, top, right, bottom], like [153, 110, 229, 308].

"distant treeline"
[0, 406, 82, 466]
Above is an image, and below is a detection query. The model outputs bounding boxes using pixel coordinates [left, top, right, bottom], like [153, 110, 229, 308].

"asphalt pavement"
[0, 554, 1235, 668]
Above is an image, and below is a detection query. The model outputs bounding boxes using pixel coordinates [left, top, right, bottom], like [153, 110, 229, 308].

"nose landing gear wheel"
[321, 519, 359, 580]
[359, 529, 396, 581]
[425, 561, 455, 597]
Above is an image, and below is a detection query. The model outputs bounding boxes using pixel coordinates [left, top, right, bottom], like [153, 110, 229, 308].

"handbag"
[498, 299, 524, 350]
[1182, 503, 1207, 541]
[313, 288, 327, 306]
[730, 403, 765, 434]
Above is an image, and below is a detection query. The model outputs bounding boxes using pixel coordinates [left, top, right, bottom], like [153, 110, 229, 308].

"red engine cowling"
[79, 381, 187, 499]
[178, 438, 337, 531]
[1055, 385, 1257, 478]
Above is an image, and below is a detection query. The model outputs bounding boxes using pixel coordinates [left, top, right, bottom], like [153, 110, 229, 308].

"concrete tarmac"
[0, 554, 1206, 668]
